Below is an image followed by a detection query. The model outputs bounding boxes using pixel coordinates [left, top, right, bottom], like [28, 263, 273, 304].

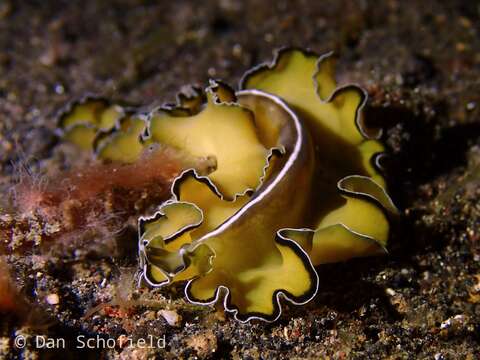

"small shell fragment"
[158, 309, 182, 327]
[46, 293, 60, 305]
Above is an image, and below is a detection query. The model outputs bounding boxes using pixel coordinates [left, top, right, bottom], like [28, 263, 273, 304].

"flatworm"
[59, 48, 397, 322]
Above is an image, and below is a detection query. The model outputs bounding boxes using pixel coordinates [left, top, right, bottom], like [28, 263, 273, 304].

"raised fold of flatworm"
[57, 96, 125, 150]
